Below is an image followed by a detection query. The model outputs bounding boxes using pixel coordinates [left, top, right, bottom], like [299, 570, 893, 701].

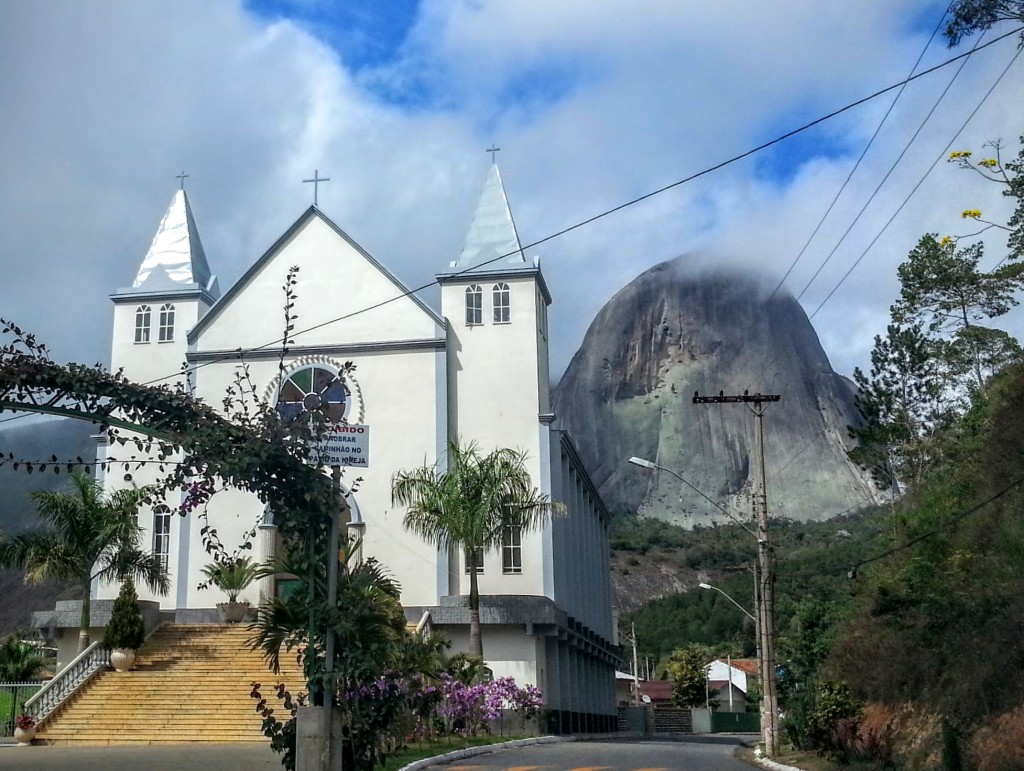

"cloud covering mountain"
[1, 1, 1022, 399]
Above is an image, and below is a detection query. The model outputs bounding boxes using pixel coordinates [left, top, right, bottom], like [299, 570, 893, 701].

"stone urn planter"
[217, 600, 251, 623]
[109, 647, 137, 672]
[14, 716, 36, 746]
[203, 558, 259, 623]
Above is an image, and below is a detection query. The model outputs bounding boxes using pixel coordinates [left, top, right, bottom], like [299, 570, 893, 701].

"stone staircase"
[37, 624, 305, 745]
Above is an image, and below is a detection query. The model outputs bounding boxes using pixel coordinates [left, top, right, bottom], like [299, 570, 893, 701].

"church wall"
[442, 275, 548, 599]
[186, 343, 448, 609]
[96, 430, 189, 608]
[194, 216, 441, 353]
[92, 178, 616, 722]
[441, 625, 541, 687]
[547, 436, 615, 642]
[111, 293, 204, 386]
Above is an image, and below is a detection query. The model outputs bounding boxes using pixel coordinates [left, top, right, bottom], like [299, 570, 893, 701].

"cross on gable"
[302, 169, 331, 206]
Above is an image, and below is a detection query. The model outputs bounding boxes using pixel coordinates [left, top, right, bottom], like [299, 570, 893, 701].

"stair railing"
[25, 621, 168, 727]
[23, 641, 110, 726]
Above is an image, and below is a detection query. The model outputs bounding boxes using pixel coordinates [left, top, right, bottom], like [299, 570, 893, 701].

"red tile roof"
[717, 658, 759, 675]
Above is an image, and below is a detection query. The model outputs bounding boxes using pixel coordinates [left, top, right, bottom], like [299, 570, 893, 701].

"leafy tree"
[0, 472, 169, 653]
[665, 644, 710, 708]
[892, 233, 1024, 390]
[0, 633, 45, 681]
[250, 543, 409, 769]
[949, 135, 1024, 281]
[946, 1, 1024, 46]
[850, 322, 949, 492]
[778, 599, 842, 751]
[392, 440, 561, 659]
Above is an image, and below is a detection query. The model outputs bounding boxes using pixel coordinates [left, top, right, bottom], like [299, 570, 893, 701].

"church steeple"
[131, 189, 219, 297]
[449, 164, 529, 273]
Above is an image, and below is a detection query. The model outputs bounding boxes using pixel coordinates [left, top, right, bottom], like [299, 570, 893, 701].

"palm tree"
[392, 440, 561, 659]
[0, 472, 170, 653]
[0, 634, 46, 681]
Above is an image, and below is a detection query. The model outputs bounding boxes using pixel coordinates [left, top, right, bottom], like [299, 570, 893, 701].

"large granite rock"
[553, 258, 878, 526]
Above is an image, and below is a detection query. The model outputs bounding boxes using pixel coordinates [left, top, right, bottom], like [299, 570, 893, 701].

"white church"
[58, 164, 619, 731]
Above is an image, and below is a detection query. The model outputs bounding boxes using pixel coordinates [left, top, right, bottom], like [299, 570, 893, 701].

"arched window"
[134, 305, 151, 343]
[465, 285, 483, 325]
[158, 303, 175, 342]
[502, 526, 522, 574]
[152, 505, 171, 569]
[275, 364, 350, 425]
[492, 283, 510, 323]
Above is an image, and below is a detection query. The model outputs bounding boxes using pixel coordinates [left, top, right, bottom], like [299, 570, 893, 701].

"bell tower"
[109, 189, 219, 386]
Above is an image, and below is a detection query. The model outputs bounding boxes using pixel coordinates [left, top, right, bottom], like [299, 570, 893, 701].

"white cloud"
[1, 0, 1022, 388]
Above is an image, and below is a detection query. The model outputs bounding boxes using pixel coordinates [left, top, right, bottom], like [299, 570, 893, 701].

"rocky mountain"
[0, 418, 95, 634]
[553, 258, 879, 526]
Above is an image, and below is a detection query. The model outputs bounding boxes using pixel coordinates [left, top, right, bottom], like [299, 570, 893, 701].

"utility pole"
[693, 390, 781, 757]
[630, 622, 640, 707]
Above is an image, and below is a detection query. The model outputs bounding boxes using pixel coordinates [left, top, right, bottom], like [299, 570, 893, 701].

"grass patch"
[381, 735, 526, 770]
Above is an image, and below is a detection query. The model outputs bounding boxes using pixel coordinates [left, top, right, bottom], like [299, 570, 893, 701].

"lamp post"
[699, 581, 758, 715]
[628, 456, 779, 756]
[698, 582, 754, 621]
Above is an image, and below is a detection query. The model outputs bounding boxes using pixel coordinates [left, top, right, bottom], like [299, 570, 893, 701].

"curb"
[752, 746, 806, 771]
[399, 736, 569, 770]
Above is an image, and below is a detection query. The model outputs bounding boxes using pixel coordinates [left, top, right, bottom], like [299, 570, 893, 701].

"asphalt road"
[0, 736, 755, 770]
[434, 737, 754, 771]
[0, 743, 281, 770]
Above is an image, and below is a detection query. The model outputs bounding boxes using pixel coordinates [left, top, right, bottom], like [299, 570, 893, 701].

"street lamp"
[627, 458, 757, 538]
[698, 582, 755, 622]
[629, 455, 779, 756]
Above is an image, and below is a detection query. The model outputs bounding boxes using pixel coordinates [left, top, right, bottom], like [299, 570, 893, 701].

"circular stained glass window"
[276, 365, 349, 424]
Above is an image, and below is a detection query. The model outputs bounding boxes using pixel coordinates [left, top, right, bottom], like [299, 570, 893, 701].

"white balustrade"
[23, 642, 109, 725]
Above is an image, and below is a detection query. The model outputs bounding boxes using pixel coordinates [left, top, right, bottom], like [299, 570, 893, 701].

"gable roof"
[188, 206, 442, 344]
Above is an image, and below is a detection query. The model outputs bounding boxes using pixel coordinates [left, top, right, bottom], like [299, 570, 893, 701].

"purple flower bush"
[436, 674, 544, 735]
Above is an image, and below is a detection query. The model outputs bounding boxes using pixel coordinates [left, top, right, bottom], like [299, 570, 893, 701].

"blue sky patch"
[245, 0, 421, 71]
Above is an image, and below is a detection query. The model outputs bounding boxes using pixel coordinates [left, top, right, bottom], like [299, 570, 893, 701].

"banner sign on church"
[310, 423, 370, 468]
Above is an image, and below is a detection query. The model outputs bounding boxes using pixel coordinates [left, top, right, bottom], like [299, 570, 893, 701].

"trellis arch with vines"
[0, 317, 342, 687]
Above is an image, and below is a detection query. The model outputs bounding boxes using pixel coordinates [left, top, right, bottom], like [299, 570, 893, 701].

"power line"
[2, 26, 1021, 430]
[849, 474, 1024, 574]
[722, 40, 1022, 487]
[766, 3, 954, 305]
[119, 25, 1024, 390]
[809, 44, 1023, 320]
[732, 18, 985, 397]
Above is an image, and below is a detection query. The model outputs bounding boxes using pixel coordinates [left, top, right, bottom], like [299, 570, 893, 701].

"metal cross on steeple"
[303, 169, 331, 206]
[486, 145, 501, 164]
[176, 171, 189, 190]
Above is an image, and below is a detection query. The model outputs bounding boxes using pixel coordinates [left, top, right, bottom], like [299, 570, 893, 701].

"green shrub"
[102, 578, 146, 650]
[805, 680, 862, 762]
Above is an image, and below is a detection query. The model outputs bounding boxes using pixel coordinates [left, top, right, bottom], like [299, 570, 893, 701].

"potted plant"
[102, 578, 146, 672]
[15, 713, 37, 745]
[202, 556, 259, 623]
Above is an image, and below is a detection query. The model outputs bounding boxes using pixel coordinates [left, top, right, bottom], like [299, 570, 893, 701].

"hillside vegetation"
[0, 418, 94, 635]
[615, 506, 889, 663]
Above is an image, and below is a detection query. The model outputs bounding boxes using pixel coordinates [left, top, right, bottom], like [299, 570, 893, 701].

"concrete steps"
[37, 624, 305, 745]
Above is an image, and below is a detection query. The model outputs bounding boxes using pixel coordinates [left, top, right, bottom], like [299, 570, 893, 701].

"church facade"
[90, 164, 619, 730]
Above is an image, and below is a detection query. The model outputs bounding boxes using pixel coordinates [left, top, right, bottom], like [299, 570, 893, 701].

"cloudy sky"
[2, 1, 1022, 385]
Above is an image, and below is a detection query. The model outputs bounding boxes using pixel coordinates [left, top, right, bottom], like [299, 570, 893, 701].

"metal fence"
[1, 682, 44, 741]
[711, 709, 761, 733]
